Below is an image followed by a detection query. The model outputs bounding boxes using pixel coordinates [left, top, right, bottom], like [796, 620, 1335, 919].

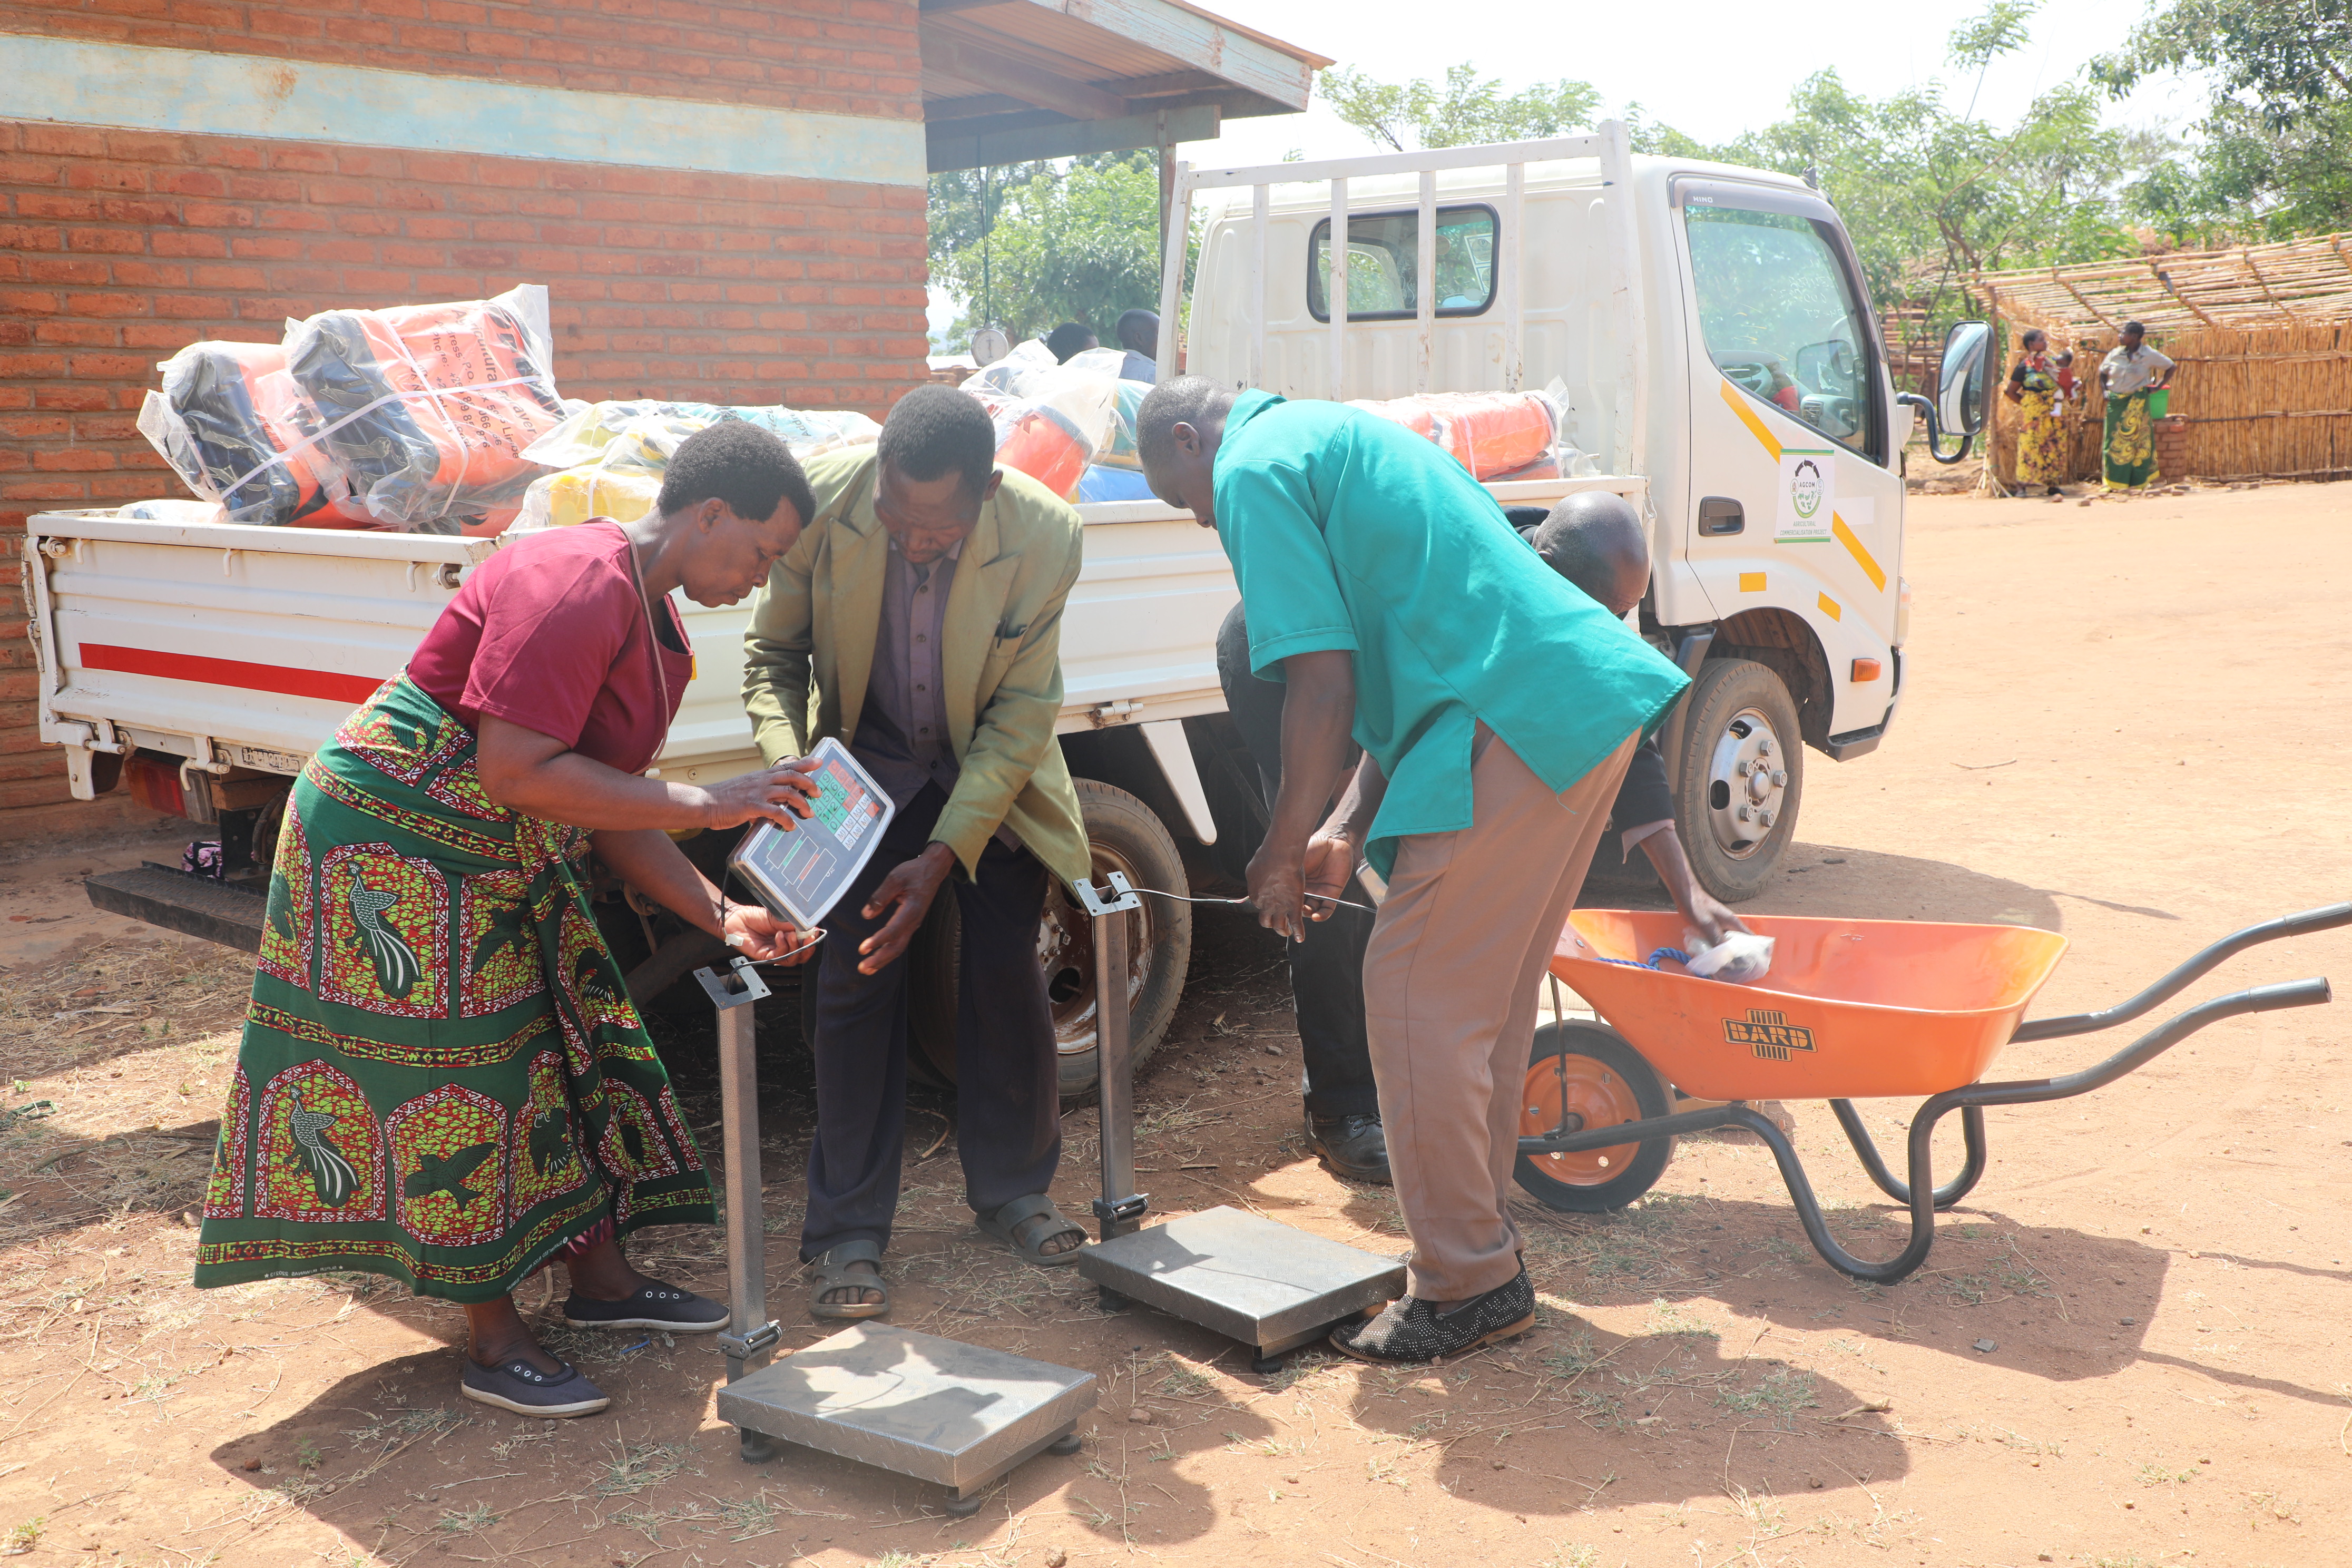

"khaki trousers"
[1364, 728, 1639, 1301]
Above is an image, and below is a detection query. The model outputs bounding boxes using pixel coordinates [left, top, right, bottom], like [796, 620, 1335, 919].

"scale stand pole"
[695, 955, 783, 1462]
[1076, 873, 1149, 1304]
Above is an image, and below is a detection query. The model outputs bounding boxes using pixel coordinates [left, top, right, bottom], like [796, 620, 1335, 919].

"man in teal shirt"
[1138, 378, 1688, 1363]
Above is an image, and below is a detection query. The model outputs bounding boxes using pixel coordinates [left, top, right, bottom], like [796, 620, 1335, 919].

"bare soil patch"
[4, 480, 2350, 1567]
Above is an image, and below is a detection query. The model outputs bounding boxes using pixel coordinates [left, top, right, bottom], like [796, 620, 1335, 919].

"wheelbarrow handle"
[2012, 903, 2352, 1043]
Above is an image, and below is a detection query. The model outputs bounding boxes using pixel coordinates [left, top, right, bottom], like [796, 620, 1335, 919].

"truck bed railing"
[1153, 123, 1643, 472]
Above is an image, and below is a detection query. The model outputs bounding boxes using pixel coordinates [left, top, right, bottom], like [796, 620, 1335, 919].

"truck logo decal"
[1724, 1008, 1816, 1061]
[1789, 458, 1824, 520]
[1774, 448, 1837, 543]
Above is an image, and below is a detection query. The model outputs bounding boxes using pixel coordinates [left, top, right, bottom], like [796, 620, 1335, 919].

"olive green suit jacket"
[740, 448, 1091, 887]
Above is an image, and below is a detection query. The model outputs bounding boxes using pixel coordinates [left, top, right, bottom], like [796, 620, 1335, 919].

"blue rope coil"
[1595, 946, 1693, 972]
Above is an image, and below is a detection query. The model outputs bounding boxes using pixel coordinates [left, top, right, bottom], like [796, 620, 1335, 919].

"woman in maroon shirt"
[195, 423, 823, 1420]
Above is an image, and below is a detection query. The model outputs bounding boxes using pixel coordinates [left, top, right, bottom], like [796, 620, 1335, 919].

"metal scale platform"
[693, 955, 1094, 1517]
[695, 870, 1400, 1509]
[1069, 874, 1405, 1370]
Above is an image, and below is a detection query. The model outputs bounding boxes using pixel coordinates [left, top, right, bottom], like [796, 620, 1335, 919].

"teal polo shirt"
[1213, 390, 1690, 877]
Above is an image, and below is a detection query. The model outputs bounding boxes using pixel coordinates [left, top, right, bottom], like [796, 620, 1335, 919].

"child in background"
[2052, 349, 2078, 407]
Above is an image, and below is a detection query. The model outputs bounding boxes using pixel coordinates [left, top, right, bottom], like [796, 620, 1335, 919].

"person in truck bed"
[192, 422, 826, 1421]
[1138, 377, 1689, 1364]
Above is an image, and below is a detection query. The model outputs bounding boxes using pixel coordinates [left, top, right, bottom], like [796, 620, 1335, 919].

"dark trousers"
[800, 783, 1062, 1260]
[1216, 603, 1382, 1120]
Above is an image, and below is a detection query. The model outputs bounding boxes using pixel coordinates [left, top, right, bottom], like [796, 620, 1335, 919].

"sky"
[928, 0, 2207, 340]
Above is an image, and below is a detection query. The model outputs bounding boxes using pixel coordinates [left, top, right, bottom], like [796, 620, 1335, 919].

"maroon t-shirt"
[409, 522, 691, 776]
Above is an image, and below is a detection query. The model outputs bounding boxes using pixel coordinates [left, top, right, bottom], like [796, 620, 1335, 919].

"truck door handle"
[1697, 497, 1745, 535]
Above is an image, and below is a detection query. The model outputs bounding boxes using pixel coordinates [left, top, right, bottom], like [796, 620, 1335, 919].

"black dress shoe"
[1308, 1112, 1391, 1183]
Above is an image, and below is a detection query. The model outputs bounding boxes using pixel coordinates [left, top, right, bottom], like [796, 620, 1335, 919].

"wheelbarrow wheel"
[1513, 1020, 1675, 1213]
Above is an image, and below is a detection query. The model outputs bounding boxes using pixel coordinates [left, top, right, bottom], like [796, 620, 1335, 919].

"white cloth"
[2100, 344, 2174, 397]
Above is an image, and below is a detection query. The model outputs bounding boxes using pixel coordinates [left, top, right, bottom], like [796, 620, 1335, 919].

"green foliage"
[1707, 64, 2135, 318]
[1320, 62, 1601, 151]
[927, 151, 1180, 348]
[2095, 0, 2352, 241]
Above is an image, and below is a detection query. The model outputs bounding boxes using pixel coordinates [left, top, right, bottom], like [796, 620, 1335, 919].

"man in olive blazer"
[741, 386, 1091, 1317]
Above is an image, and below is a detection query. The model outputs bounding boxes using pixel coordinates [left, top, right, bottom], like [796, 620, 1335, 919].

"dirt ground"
[4, 478, 2350, 1568]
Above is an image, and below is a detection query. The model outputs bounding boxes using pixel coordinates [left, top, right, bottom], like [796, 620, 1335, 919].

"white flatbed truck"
[23, 124, 1987, 1098]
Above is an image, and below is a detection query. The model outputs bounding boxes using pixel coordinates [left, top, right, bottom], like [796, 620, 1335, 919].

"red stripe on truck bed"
[79, 643, 385, 704]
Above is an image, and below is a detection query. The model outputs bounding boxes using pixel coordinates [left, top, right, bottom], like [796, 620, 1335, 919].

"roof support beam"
[921, 31, 1130, 121]
[928, 102, 1218, 172]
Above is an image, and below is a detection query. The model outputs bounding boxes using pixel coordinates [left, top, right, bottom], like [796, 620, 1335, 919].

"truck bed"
[29, 477, 1633, 794]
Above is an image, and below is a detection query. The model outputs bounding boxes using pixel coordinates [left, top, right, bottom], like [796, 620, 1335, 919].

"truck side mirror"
[1937, 320, 1990, 438]
[1894, 320, 1989, 466]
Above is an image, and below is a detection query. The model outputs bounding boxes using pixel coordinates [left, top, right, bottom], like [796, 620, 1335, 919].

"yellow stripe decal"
[1739, 571, 1766, 592]
[1720, 379, 1782, 459]
[1817, 592, 1842, 622]
[1830, 512, 1887, 591]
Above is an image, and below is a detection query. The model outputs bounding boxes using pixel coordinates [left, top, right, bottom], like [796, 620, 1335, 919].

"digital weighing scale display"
[726, 737, 893, 928]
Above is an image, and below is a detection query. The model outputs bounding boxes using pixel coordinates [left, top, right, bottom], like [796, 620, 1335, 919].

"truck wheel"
[1513, 1020, 1675, 1212]
[905, 779, 1191, 1104]
[1672, 658, 1803, 904]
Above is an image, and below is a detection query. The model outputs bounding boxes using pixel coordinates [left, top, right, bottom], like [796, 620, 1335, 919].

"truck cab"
[1168, 125, 1940, 898]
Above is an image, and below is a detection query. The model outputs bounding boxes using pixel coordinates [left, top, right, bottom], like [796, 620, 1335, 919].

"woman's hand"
[724, 903, 819, 966]
[699, 759, 822, 830]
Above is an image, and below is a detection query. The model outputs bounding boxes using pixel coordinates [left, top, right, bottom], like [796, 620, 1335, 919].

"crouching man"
[742, 386, 1094, 1320]
[1138, 378, 1689, 1363]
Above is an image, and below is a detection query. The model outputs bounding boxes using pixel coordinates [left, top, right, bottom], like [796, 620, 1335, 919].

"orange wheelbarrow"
[1513, 905, 2346, 1282]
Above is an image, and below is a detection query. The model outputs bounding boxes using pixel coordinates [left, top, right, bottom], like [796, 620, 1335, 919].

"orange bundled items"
[284, 283, 569, 532]
[961, 358, 1120, 501]
[1348, 389, 1561, 481]
[136, 340, 371, 527]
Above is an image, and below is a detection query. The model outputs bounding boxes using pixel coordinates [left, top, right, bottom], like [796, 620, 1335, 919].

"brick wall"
[1, 2, 933, 827]
[0, 0, 920, 121]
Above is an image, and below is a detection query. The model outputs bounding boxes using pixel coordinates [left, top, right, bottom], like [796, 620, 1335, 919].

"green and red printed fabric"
[194, 675, 713, 1303]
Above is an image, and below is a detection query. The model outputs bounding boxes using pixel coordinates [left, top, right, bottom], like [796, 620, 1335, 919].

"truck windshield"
[1685, 204, 1876, 458]
[1309, 205, 1496, 321]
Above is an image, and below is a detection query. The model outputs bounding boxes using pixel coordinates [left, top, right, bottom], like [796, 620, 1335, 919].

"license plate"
[233, 746, 308, 775]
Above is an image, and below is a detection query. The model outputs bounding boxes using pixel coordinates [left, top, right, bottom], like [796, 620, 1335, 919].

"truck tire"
[905, 778, 1191, 1104]
[1672, 658, 1804, 904]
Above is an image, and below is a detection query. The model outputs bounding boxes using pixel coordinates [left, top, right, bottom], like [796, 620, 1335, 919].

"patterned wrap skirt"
[2015, 385, 2065, 488]
[2103, 391, 2157, 490]
[193, 675, 714, 1304]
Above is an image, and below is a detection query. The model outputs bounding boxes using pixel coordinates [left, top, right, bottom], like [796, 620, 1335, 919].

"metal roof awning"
[920, 0, 1329, 172]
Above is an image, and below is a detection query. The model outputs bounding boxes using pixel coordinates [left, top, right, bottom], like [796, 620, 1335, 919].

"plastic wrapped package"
[135, 341, 371, 527]
[961, 338, 1061, 398]
[1348, 389, 1560, 481]
[514, 467, 666, 532]
[1077, 464, 1158, 504]
[973, 368, 1120, 501]
[1091, 379, 1153, 471]
[509, 403, 882, 533]
[283, 283, 568, 530]
[522, 400, 881, 471]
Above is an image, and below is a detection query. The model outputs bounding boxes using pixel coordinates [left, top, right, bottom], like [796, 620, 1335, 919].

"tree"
[928, 152, 1178, 348]
[1320, 63, 1601, 151]
[1704, 5, 2138, 325]
[2094, 0, 2352, 240]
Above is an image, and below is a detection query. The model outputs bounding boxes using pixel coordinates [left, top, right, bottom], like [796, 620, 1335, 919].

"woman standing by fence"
[2005, 328, 2066, 495]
